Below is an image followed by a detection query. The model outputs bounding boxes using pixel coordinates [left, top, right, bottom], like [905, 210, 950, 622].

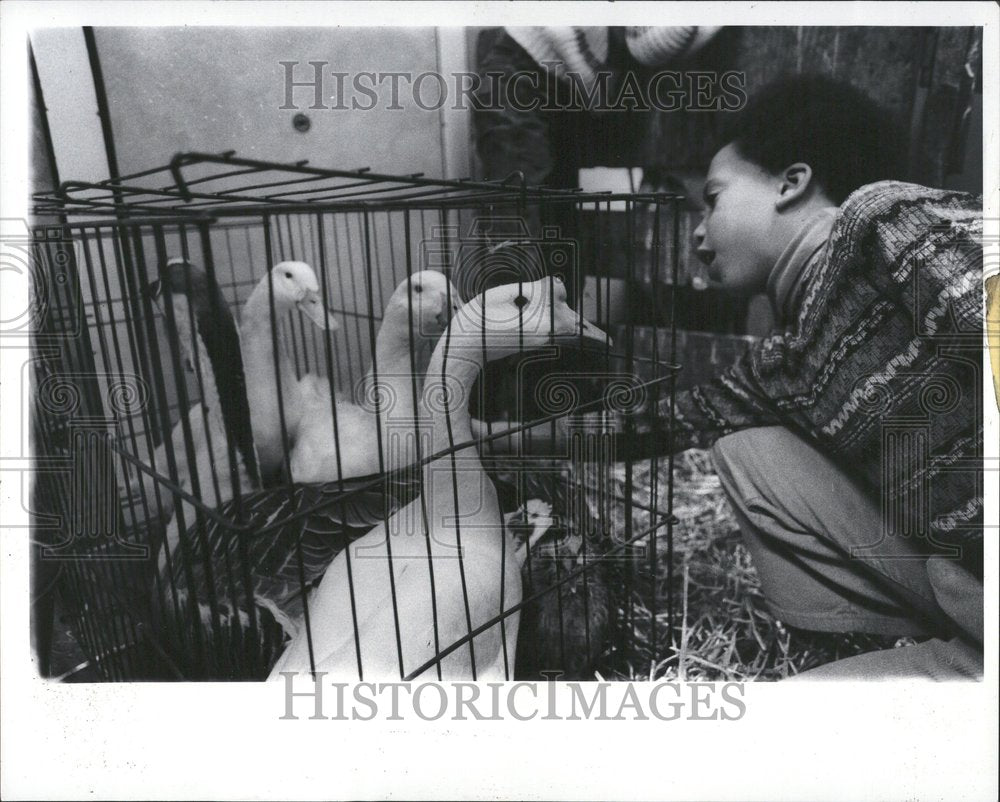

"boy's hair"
[720, 74, 907, 204]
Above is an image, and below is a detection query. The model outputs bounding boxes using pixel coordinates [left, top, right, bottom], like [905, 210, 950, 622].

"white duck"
[269, 277, 608, 681]
[239, 261, 339, 483]
[279, 269, 460, 483]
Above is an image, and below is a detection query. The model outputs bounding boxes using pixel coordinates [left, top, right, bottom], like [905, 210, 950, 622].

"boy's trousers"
[711, 426, 983, 680]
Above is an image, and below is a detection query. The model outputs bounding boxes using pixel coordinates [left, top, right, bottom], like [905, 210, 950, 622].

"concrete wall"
[31, 26, 471, 183]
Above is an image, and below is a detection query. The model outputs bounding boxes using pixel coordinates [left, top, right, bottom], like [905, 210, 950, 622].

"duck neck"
[422, 333, 484, 462]
[420, 331, 506, 552]
[240, 282, 302, 477]
[358, 327, 434, 413]
[241, 285, 295, 383]
[195, 287, 261, 486]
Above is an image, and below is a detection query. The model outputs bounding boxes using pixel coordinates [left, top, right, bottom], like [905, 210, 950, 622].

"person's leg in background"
[710, 426, 983, 680]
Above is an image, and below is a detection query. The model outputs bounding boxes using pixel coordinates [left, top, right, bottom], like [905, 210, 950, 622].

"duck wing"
[148, 470, 423, 679]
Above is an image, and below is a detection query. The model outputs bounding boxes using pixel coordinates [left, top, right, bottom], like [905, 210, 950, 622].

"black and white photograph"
[1, 2, 997, 799]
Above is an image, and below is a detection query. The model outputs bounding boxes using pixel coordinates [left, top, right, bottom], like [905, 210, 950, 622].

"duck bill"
[297, 290, 340, 331]
[549, 304, 612, 349]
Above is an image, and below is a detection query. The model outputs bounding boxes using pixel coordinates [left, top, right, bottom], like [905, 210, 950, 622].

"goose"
[269, 276, 609, 681]
[132, 259, 261, 532]
[239, 261, 339, 483]
[287, 269, 461, 483]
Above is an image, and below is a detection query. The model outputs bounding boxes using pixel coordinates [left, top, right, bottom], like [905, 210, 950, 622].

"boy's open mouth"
[696, 248, 719, 280]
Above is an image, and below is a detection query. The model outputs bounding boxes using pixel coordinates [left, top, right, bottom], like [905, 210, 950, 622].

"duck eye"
[514, 295, 528, 309]
[284, 271, 293, 279]
[413, 283, 423, 293]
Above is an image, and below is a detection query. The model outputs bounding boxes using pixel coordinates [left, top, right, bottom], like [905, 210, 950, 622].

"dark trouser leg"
[711, 427, 982, 679]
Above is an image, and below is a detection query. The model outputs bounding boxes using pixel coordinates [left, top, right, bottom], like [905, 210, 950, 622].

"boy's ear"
[775, 163, 814, 211]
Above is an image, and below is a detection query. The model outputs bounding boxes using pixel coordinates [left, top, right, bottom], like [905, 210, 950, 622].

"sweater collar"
[767, 207, 839, 324]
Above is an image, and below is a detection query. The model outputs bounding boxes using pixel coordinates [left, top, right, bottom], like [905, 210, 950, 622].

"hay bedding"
[498, 449, 902, 682]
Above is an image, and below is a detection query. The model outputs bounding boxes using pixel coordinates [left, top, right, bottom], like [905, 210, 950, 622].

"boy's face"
[693, 143, 783, 293]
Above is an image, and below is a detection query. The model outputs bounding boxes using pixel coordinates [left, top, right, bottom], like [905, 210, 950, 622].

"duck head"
[146, 257, 210, 303]
[146, 258, 233, 333]
[448, 276, 609, 361]
[383, 270, 462, 339]
[265, 260, 339, 331]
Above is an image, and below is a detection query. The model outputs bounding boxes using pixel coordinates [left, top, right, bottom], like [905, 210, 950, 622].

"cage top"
[32, 151, 684, 219]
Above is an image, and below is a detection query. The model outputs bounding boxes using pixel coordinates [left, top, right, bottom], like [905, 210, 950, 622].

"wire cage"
[31, 153, 684, 681]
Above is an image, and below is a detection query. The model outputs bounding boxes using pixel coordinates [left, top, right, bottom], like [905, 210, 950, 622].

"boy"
[682, 75, 983, 679]
[487, 74, 985, 679]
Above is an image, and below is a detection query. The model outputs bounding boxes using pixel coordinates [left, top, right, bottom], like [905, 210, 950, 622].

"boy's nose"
[692, 216, 707, 247]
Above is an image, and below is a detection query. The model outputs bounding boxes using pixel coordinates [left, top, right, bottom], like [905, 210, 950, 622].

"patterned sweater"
[633, 181, 984, 573]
